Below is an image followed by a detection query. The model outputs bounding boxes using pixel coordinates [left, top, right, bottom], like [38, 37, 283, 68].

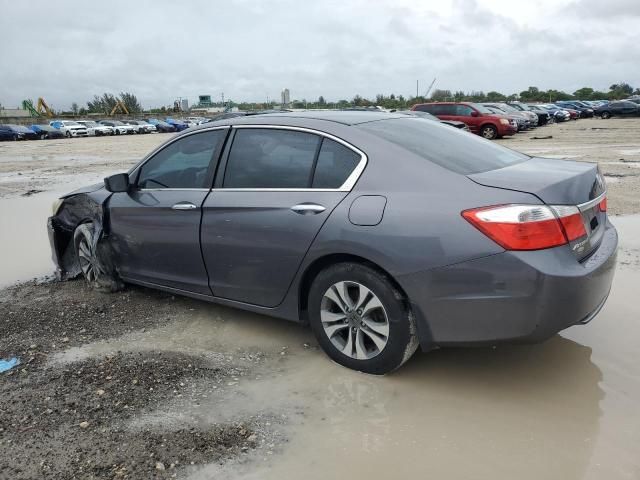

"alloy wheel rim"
[482, 128, 494, 139]
[321, 281, 389, 360]
[77, 234, 101, 283]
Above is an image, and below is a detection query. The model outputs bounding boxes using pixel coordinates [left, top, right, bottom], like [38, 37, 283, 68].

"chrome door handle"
[291, 203, 326, 215]
[172, 202, 197, 210]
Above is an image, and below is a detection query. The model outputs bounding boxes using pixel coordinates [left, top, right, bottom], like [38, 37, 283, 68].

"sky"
[1, 0, 639, 110]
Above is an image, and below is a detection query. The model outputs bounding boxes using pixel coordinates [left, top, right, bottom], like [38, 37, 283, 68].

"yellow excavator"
[22, 97, 53, 117]
[110, 100, 129, 115]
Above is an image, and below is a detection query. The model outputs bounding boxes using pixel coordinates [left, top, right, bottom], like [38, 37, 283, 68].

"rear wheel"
[601, 111, 611, 119]
[40, 133, 47, 140]
[308, 263, 418, 374]
[480, 124, 498, 140]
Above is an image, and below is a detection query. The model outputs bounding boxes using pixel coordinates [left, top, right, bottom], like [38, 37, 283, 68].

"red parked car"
[411, 102, 517, 140]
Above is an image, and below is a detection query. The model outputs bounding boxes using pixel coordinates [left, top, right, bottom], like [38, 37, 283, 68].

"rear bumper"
[402, 220, 618, 348]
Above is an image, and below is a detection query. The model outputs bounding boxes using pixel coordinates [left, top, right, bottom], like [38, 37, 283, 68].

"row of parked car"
[0, 117, 212, 141]
[409, 99, 640, 139]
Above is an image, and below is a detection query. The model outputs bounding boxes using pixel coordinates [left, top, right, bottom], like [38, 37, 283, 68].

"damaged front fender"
[47, 188, 116, 282]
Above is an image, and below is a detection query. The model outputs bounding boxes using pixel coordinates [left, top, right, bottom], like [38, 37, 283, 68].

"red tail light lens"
[462, 204, 587, 251]
[598, 197, 607, 212]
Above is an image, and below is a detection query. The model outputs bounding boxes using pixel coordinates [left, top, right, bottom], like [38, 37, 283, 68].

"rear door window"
[223, 129, 320, 188]
[358, 117, 529, 175]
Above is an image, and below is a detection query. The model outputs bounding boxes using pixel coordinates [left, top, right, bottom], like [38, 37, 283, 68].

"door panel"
[201, 191, 347, 307]
[109, 190, 211, 294]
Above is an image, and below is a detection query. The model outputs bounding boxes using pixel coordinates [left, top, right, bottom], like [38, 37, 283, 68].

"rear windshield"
[357, 117, 529, 175]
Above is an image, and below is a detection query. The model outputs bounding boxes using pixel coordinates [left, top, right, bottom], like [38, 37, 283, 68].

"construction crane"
[110, 100, 129, 115]
[424, 78, 437, 98]
[21, 98, 53, 117]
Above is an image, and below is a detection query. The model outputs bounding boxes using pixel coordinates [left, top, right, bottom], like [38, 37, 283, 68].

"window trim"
[214, 125, 368, 192]
[130, 126, 230, 191]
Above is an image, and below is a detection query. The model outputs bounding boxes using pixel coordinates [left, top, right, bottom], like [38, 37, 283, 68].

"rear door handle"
[172, 202, 197, 210]
[291, 203, 326, 215]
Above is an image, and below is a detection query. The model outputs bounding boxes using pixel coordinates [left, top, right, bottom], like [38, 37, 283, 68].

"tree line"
[53, 81, 638, 115]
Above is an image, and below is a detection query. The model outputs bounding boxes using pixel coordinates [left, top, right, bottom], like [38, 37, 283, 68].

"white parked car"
[99, 120, 136, 135]
[49, 120, 88, 138]
[125, 120, 156, 133]
[76, 121, 114, 136]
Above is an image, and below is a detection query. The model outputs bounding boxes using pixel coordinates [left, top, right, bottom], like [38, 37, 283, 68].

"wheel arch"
[297, 252, 435, 351]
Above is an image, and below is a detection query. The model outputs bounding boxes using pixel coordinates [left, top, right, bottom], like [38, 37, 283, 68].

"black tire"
[73, 223, 122, 292]
[65, 131, 72, 138]
[115, 129, 120, 135]
[307, 263, 418, 375]
[480, 124, 498, 140]
[40, 133, 47, 140]
[601, 111, 611, 119]
[13, 135, 18, 141]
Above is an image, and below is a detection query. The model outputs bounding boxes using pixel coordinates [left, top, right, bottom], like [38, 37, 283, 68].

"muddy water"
[0, 175, 106, 288]
[44, 216, 640, 480]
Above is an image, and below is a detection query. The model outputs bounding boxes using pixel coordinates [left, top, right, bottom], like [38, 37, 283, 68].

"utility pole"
[416, 80, 419, 98]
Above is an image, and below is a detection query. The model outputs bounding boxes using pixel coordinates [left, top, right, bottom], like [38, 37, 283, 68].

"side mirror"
[104, 173, 130, 193]
[470, 111, 479, 117]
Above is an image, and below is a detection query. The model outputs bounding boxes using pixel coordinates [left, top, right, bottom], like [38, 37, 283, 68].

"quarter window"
[137, 130, 224, 189]
[312, 139, 361, 188]
[223, 129, 321, 188]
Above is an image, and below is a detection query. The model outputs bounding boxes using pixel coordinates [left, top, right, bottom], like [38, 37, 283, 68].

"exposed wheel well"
[298, 253, 409, 321]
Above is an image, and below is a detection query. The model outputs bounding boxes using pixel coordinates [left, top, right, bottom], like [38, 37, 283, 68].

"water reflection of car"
[0, 124, 39, 140]
[393, 110, 470, 131]
[29, 124, 66, 140]
[145, 119, 176, 133]
[48, 111, 617, 374]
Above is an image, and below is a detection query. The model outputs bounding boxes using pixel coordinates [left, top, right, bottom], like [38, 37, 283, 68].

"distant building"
[197, 95, 213, 108]
[181, 99, 189, 111]
[281, 88, 290, 107]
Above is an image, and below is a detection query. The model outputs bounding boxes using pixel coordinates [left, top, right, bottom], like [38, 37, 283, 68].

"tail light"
[462, 204, 587, 251]
[598, 197, 607, 212]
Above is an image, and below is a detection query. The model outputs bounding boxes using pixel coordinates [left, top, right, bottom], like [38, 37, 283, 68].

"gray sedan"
[48, 111, 617, 374]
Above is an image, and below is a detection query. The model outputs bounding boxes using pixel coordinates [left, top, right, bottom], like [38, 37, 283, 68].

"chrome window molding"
[128, 124, 368, 194]
[229, 124, 368, 192]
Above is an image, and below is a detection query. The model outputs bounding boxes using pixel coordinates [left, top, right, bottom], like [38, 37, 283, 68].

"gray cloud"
[0, 0, 638, 110]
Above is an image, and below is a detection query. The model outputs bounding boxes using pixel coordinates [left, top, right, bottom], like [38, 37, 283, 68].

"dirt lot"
[1, 122, 640, 479]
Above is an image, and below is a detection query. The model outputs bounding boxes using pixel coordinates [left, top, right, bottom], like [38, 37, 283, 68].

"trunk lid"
[469, 157, 607, 259]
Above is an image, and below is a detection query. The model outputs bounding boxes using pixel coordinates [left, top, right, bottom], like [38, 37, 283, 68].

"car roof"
[195, 111, 404, 129]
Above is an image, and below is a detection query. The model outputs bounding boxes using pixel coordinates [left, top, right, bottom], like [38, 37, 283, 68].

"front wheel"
[308, 263, 418, 374]
[74, 223, 122, 292]
[480, 124, 498, 140]
[601, 111, 611, 119]
[65, 131, 72, 138]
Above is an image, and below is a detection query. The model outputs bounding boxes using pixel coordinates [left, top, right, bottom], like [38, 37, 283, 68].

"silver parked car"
[48, 112, 617, 374]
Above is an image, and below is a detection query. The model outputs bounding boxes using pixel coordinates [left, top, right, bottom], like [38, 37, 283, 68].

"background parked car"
[125, 120, 156, 133]
[0, 124, 39, 141]
[595, 100, 640, 119]
[145, 119, 177, 133]
[496, 103, 538, 128]
[555, 101, 594, 118]
[411, 102, 517, 139]
[77, 120, 114, 136]
[539, 104, 571, 122]
[505, 102, 545, 126]
[50, 120, 88, 138]
[99, 120, 135, 135]
[29, 124, 66, 140]
[165, 118, 190, 131]
[482, 104, 527, 131]
[520, 104, 552, 125]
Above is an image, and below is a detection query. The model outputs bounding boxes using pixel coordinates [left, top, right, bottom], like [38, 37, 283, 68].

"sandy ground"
[1, 122, 640, 479]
